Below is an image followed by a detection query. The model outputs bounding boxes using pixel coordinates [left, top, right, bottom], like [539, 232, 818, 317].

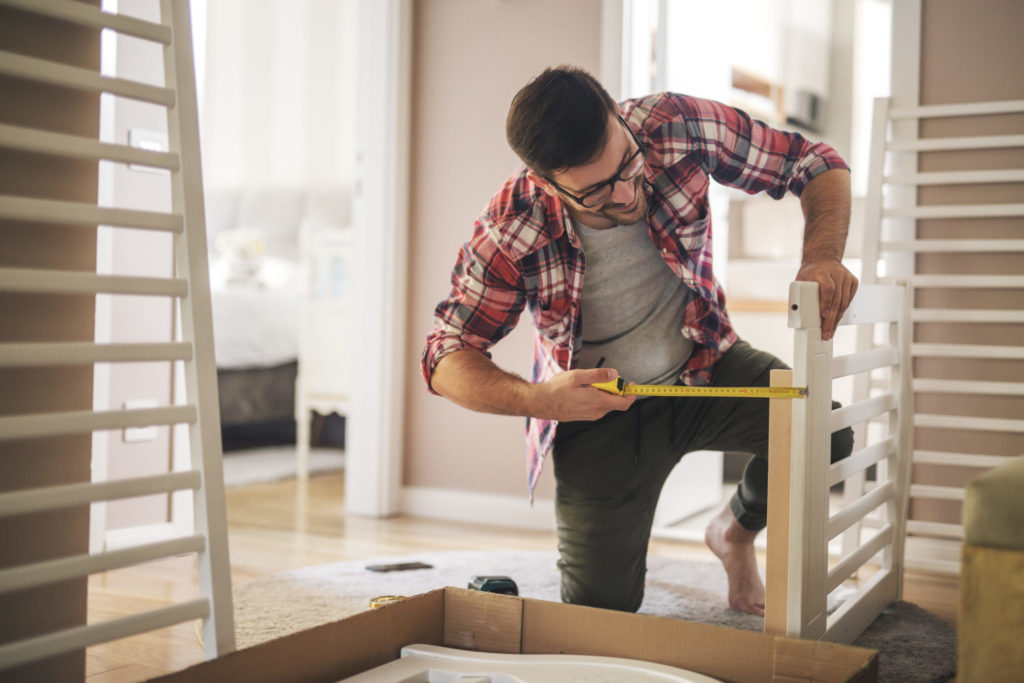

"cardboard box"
[151, 587, 878, 683]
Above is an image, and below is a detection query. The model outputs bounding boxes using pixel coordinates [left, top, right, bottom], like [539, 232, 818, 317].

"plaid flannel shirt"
[422, 92, 849, 498]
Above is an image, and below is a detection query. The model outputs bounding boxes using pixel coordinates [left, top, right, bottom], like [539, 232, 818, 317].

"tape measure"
[370, 595, 407, 609]
[591, 377, 806, 399]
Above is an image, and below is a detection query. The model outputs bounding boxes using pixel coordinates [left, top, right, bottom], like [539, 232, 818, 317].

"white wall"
[200, 0, 357, 190]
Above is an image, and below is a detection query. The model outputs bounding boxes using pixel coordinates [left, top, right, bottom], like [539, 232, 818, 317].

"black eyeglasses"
[545, 116, 645, 209]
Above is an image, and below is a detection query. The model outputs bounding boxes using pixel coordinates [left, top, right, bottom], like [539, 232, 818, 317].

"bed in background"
[205, 187, 350, 450]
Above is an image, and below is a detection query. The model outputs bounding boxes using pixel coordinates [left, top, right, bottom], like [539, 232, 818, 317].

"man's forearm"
[795, 167, 857, 340]
[800, 168, 851, 264]
[430, 349, 536, 417]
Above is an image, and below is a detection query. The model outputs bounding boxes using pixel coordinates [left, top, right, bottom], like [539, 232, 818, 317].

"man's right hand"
[529, 368, 636, 422]
[431, 350, 634, 421]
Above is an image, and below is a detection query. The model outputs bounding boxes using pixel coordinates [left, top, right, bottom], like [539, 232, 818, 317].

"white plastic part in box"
[339, 643, 724, 683]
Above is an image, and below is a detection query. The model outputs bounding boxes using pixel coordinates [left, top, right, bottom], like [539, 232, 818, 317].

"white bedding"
[209, 255, 301, 369]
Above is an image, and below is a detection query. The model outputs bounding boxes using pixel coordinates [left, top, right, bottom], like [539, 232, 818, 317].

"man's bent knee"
[559, 567, 644, 613]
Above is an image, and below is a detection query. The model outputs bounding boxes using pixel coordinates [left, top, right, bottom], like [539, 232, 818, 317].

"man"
[421, 66, 857, 616]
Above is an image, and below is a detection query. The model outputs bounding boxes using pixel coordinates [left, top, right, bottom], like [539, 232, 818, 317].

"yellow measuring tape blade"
[591, 377, 806, 399]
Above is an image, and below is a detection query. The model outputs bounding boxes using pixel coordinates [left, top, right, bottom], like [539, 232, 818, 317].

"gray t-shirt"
[576, 219, 695, 385]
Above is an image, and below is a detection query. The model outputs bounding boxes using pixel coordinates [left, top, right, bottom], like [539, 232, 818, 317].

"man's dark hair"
[506, 66, 619, 177]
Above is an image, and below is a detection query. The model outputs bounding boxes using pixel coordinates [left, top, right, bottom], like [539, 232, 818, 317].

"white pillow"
[214, 228, 267, 287]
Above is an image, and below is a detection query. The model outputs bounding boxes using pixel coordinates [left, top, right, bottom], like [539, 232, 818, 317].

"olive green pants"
[552, 340, 854, 612]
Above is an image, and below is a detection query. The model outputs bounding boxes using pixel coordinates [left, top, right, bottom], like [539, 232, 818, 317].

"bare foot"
[705, 504, 766, 616]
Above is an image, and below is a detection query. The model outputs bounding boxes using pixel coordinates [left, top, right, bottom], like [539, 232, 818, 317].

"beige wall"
[913, 0, 1024, 523]
[0, 6, 99, 680]
[404, 0, 602, 499]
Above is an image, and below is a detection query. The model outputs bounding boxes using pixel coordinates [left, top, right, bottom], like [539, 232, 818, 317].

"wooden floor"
[84, 471, 960, 681]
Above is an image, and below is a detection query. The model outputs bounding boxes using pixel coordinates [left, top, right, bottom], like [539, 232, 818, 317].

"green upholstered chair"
[959, 455, 1024, 682]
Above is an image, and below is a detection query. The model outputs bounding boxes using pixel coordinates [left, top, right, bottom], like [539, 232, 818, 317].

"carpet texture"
[233, 550, 956, 682]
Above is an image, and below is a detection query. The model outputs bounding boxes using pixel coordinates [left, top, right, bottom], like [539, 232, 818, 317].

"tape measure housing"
[591, 377, 805, 399]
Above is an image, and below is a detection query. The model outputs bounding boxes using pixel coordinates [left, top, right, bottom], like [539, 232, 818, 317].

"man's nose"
[609, 177, 635, 205]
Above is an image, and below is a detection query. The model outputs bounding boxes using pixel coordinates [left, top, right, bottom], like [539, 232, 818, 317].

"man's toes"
[729, 596, 765, 616]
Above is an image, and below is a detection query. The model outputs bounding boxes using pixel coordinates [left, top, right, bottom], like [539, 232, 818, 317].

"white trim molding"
[402, 487, 557, 533]
[600, 0, 625, 100]
[347, 0, 412, 517]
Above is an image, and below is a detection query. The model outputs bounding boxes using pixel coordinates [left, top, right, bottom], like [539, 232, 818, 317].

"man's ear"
[527, 170, 558, 198]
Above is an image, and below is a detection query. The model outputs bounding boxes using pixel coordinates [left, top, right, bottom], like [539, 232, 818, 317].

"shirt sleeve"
[421, 223, 527, 394]
[678, 95, 849, 199]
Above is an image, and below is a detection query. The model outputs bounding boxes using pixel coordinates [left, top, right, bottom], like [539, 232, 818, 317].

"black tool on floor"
[468, 575, 519, 596]
[365, 561, 433, 572]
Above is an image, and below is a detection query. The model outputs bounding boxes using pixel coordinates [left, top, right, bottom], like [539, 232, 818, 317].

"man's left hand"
[795, 260, 858, 341]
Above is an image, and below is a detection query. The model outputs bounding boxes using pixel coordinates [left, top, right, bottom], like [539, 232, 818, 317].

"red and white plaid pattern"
[422, 92, 848, 497]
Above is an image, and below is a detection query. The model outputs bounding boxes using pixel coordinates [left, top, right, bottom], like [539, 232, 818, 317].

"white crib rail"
[0, 0, 234, 672]
[855, 96, 1024, 575]
[765, 281, 912, 644]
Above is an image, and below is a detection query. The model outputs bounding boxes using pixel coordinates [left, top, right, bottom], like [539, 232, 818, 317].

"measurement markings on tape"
[591, 377, 806, 399]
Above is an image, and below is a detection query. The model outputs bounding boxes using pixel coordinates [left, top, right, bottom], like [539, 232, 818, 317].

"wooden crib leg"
[765, 368, 794, 636]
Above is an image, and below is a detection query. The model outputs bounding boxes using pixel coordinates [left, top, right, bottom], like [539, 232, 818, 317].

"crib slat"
[829, 438, 895, 487]
[883, 203, 1024, 219]
[0, 195, 183, 231]
[0, 535, 206, 594]
[912, 308, 1024, 324]
[0, 599, 209, 671]
[887, 135, 1024, 152]
[915, 414, 1024, 433]
[882, 239, 1024, 252]
[830, 394, 897, 433]
[911, 275, 1024, 288]
[885, 169, 1024, 185]
[912, 343, 1024, 360]
[0, 471, 201, 518]
[0, 342, 192, 366]
[910, 485, 966, 501]
[0, 50, 175, 106]
[913, 450, 1017, 468]
[828, 481, 894, 541]
[0, 123, 179, 170]
[913, 379, 1024, 396]
[0, 268, 188, 297]
[888, 100, 1024, 118]
[0, 405, 196, 441]
[823, 567, 899, 645]
[826, 524, 895, 594]
[831, 348, 898, 379]
[0, 0, 172, 44]
[906, 520, 963, 539]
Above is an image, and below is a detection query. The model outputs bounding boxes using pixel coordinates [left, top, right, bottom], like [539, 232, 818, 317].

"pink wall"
[911, 0, 1024, 524]
[404, 0, 603, 499]
[0, 6, 99, 678]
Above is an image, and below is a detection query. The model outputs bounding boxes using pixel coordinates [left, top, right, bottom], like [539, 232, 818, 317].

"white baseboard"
[905, 536, 962, 575]
[401, 486, 556, 532]
[401, 487, 740, 551]
[104, 522, 177, 551]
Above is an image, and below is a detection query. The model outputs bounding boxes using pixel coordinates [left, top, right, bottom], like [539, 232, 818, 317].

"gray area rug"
[221, 446, 344, 487]
[233, 550, 956, 682]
